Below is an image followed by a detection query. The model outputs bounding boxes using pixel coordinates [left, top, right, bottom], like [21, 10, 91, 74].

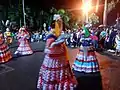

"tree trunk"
[103, 0, 107, 26]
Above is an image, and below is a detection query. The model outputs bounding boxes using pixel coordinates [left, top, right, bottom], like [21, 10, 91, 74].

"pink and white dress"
[37, 34, 77, 90]
[14, 31, 33, 55]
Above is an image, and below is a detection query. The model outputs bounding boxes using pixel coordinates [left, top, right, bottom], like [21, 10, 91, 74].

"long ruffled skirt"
[72, 49, 99, 73]
[37, 54, 77, 90]
[14, 40, 33, 55]
[0, 41, 12, 63]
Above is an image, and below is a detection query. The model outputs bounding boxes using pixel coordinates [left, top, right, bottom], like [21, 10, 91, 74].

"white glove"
[49, 42, 55, 48]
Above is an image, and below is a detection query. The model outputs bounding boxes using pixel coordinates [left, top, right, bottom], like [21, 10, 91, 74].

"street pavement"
[68, 48, 120, 90]
[0, 41, 45, 90]
[0, 41, 120, 90]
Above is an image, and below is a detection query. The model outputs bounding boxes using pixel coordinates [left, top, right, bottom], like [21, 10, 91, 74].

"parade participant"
[0, 30, 12, 63]
[14, 26, 33, 55]
[114, 31, 120, 56]
[90, 31, 98, 50]
[4, 28, 13, 45]
[99, 29, 106, 49]
[37, 15, 77, 90]
[72, 26, 99, 73]
[72, 32, 77, 47]
[35, 31, 40, 42]
[109, 28, 117, 50]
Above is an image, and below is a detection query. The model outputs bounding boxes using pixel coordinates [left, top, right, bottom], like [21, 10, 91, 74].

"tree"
[88, 13, 99, 24]
[103, 0, 119, 25]
[18, 0, 23, 27]
[47, 7, 57, 26]
[68, 13, 78, 29]
[8, 5, 19, 21]
[107, 0, 116, 14]
[57, 9, 71, 28]
[107, 0, 120, 14]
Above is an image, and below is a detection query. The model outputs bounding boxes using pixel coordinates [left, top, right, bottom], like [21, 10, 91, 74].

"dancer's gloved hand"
[49, 42, 55, 48]
[49, 39, 65, 48]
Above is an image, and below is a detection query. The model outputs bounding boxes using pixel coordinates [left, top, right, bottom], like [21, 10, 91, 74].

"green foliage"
[88, 13, 99, 24]
[107, 0, 120, 14]
[107, 0, 115, 14]
[8, 5, 19, 21]
[57, 9, 71, 28]
[50, 7, 57, 14]
[6, 5, 77, 30]
[68, 12, 79, 29]
[57, 9, 65, 14]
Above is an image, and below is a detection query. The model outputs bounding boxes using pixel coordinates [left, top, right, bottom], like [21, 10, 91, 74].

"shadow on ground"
[98, 51, 120, 60]
[73, 70, 103, 90]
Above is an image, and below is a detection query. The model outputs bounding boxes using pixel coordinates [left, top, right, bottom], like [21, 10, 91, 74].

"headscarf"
[82, 25, 90, 38]
[50, 20, 61, 37]
[54, 21, 61, 37]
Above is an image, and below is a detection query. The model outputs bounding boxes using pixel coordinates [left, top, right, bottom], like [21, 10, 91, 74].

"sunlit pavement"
[0, 41, 120, 90]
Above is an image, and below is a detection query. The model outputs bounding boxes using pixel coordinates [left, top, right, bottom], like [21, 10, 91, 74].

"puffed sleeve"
[44, 37, 64, 54]
[46, 38, 55, 48]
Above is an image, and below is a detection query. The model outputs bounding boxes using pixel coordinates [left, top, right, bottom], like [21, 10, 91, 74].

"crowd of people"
[25, 24, 120, 57]
[0, 14, 120, 90]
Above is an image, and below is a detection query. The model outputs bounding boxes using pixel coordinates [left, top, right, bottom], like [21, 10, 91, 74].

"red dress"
[37, 35, 77, 90]
[0, 33, 12, 63]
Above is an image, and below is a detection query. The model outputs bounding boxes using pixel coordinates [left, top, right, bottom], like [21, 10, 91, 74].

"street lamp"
[103, 0, 107, 26]
[22, 0, 26, 26]
[81, 0, 92, 23]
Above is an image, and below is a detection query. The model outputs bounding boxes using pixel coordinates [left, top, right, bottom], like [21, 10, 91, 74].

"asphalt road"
[0, 41, 45, 90]
[0, 41, 119, 90]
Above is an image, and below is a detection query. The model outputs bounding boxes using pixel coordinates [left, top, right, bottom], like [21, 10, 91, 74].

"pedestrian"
[104, 34, 109, 50]
[90, 32, 98, 50]
[72, 26, 99, 73]
[35, 31, 40, 42]
[99, 29, 106, 50]
[14, 26, 33, 56]
[4, 28, 13, 46]
[72, 32, 77, 47]
[109, 28, 117, 50]
[37, 15, 77, 90]
[114, 31, 120, 56]
[0, 30, 12, 63]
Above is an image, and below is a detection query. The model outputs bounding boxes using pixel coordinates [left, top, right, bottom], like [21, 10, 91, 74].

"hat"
[53, 14, 61, 21]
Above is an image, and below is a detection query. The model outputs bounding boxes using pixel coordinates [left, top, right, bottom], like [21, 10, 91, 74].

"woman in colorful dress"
[72, 26, 99, 73]
[0, 30, 12, 63]
[4, 28, 13, 45]
[14, 26, 33, 55]
[37, 15, 77, 90]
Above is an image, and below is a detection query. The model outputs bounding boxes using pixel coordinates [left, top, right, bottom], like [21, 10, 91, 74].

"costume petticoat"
[14, 32, 33, 55]
[72, 37, 99, 73]
[37, 34, 77, 90]
[0, 35, 12, 63]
